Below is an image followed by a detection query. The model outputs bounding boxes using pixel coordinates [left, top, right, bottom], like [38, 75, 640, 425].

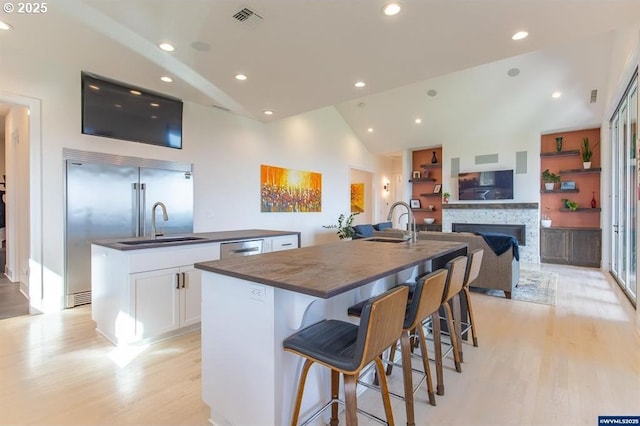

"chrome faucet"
[386, 201, 416, 243]
[151, 201, 169, 239]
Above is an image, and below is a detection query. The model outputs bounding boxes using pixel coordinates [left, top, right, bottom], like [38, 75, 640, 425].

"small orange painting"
[351, 183, 364, 213]
[261, 164, 322, 212]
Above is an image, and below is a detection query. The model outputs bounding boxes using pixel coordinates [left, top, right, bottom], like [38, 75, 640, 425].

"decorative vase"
[583, 161, 591, 169]
[541, 219, 552, 228]
[555, 137, 563, 152]
[591, 192, 597, 208]
[431, 151, 438, 164]
[544, 182, 554, 191]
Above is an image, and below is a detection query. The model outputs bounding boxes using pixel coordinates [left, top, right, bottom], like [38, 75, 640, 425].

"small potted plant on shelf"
[442, 192, 450, 204]
[581, 137, 599, 169]
[561, 198, 579, 211]
[323, 212, 359, 240]
[541, 207, 552, 228]
[541, 169, 560, 190]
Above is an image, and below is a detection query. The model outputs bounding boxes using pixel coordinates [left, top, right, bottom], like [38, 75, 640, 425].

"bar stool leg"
[442, 302, 462, 373]
[290, 359, 314, 426]
[399, 331, 415, 426]
[450, 295, 464, 363]
[431, 312, 445, 396]
[463, 287, 479, 347]
[330, 370, 339, 426]
[374, 357, 395, 426]
[416, 325, 436, 406]
[343, 373, 359, 426]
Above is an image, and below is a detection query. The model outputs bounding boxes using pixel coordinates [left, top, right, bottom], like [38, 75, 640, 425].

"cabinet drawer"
[271, 235, 299, 252]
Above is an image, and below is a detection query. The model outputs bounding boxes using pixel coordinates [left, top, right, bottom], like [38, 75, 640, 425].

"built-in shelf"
[420, 163, 442, 169]
[559, 168, 601, 174]
[541, 189, 579, 194]
[409, 177, 436, 182]
[540, 150, 580, 158]
[559, 208, 602, 212]
[411, 208, 438, 212]
[419, 193, 441, 197]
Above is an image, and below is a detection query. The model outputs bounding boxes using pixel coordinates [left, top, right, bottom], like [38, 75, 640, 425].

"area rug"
[477, 269, 558, 306]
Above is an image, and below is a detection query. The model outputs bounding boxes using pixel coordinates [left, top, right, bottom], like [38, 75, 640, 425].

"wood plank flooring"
[0, 263, 638, 426]
[0, 276, 29, 320]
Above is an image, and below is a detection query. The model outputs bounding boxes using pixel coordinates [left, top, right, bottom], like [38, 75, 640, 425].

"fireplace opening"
[451, 223, 526, 246]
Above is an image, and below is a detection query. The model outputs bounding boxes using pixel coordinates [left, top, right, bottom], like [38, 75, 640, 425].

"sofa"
[373, 229, 519, 298]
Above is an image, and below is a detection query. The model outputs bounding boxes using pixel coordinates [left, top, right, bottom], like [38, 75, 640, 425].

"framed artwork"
[412, 171, 421, 179]
[433, 184, 442, 194]
[410, 199, 421, 209]
[560, 181, 576, 190]
[350, 183, 365, 213]
[260, 164, 322, 212]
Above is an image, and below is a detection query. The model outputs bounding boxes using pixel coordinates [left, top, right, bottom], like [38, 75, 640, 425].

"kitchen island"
[195, 238, 467, 426]
[91, 229, 300, 345]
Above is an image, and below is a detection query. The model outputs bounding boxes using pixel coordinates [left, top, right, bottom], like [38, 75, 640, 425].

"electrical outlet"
[248, 285, 265, 302]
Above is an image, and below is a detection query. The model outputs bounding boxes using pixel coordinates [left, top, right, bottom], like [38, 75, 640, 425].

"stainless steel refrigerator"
[64, 149, 193, 307]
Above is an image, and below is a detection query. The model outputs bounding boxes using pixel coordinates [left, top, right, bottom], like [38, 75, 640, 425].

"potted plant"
[541, 169, 560, 190]
[581, 137, 599, 169]
[323, 212, 359, 240]
[561, 198, 579, 211]
[442, 192, 450, 204]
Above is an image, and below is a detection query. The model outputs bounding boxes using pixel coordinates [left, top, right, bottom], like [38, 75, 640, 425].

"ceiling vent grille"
[212, 104, 231, 112]
[233, 7, 263, 22]
[590, 89, 598, 104]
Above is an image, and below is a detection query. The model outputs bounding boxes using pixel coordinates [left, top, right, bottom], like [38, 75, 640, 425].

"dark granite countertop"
[92, 229, 300, 251]
[195, 238, 467, 298]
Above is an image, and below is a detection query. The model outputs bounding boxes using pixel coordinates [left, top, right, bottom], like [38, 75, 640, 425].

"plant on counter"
[323, 212, 359, 239]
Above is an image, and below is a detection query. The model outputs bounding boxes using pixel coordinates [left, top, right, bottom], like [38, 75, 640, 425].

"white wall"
[0, 51, 391, 310]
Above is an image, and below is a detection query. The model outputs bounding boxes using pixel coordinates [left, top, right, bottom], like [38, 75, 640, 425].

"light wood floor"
[0, 263, 638, 426]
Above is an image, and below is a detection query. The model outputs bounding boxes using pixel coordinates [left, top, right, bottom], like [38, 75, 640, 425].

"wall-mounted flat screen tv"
[458, 169, 514, 200]
[81, 72, 183, 149]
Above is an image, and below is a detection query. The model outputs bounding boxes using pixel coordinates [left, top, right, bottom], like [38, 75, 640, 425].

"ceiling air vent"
[590, 89, 598, 104]
[233, 7, 263, 22]
[212, 104, 231, 112]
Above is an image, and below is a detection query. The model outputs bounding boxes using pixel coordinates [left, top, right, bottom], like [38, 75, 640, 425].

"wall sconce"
[383, 182, 390, 192]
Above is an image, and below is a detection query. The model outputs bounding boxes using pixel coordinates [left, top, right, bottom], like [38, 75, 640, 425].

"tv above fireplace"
[458, 169, 514, 200]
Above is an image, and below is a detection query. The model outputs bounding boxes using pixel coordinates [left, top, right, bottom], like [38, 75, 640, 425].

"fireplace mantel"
[442, 203, 538, 210]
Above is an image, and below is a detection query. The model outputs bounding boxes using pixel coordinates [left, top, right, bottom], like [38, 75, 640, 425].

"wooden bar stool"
[459, 249, 484, 349]
[283, 285, 409, 426]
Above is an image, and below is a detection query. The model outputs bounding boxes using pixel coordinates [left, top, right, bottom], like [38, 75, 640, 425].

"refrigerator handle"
[140, 183, 147, 236]
[133, 183, 141, 237]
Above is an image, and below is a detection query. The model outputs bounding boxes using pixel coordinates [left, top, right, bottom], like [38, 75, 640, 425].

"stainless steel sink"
[364, 238, 407, 243]
[118, 236, 206, 245]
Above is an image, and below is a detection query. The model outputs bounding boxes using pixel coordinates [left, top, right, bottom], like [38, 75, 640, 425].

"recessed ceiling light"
[354, 81, 366, 88]
[0, 21, 13, 31]
[507, 68, 520, 77]
[414, 118, 422, 124]
[427, 89, 437, 97]
[235, 74, 247, 81]
[88, 84, 100, 91]
[367, 128, 374, 133]
[159, 42, 175, 52]
[151, 115, 158, 119]
[552, 91, 562, 99]
[382, 2, 401, 16]
[130, 90, 142, 96]
[114, 104, 122, 108]
[160, 76, 173, 83]
[512, 31, 528, 41]
[264, 110, 274, 115]
[150, 103, 160, 107]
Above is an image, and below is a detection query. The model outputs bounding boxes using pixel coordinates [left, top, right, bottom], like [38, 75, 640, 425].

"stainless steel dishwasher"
[220, 239, 264, 259]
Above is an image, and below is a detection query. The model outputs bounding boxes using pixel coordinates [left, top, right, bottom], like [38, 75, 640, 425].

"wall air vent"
[590, 89, 598, 104]
[233, 7, 263, 22]
[212, 104, 231, 112]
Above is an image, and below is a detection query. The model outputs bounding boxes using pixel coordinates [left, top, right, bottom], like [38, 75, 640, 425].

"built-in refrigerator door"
[65, 160, 139, 298]
[139, 167, 193, 237]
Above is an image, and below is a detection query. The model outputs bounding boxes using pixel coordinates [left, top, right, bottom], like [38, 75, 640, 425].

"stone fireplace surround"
[441, 203, 539, 263]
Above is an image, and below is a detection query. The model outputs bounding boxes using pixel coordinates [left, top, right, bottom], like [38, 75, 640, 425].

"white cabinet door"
[180, 266, 202, 327]
[131, 268, 181, 340]
[270, 235, 299, 252]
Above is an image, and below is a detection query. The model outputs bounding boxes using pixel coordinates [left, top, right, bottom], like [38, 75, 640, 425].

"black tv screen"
[81, 72, 183, 149]
[458, 170, 514, 200]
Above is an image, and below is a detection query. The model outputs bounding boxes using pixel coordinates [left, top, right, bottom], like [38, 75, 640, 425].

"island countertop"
[194, 238, 467, 298]
[92, 229, 300, 251]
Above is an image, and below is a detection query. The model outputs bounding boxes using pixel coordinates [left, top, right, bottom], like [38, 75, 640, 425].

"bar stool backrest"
[351, 285, 409, 373]
[442, 256, 468, 303]
[405, 269, 448, 330]
[464, 249, 484, 288]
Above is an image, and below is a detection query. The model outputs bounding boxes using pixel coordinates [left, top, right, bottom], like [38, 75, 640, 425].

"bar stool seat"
[284, 285, 410, 426]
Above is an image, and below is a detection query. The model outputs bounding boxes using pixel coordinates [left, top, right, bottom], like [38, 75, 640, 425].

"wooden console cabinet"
[540, 227, 601, 268]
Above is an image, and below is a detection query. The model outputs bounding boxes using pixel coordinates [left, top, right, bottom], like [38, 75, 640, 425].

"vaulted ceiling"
[2, 1, 639, 154]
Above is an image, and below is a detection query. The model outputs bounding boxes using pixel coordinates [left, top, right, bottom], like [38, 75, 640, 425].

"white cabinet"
[130, 265, 201, 340]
